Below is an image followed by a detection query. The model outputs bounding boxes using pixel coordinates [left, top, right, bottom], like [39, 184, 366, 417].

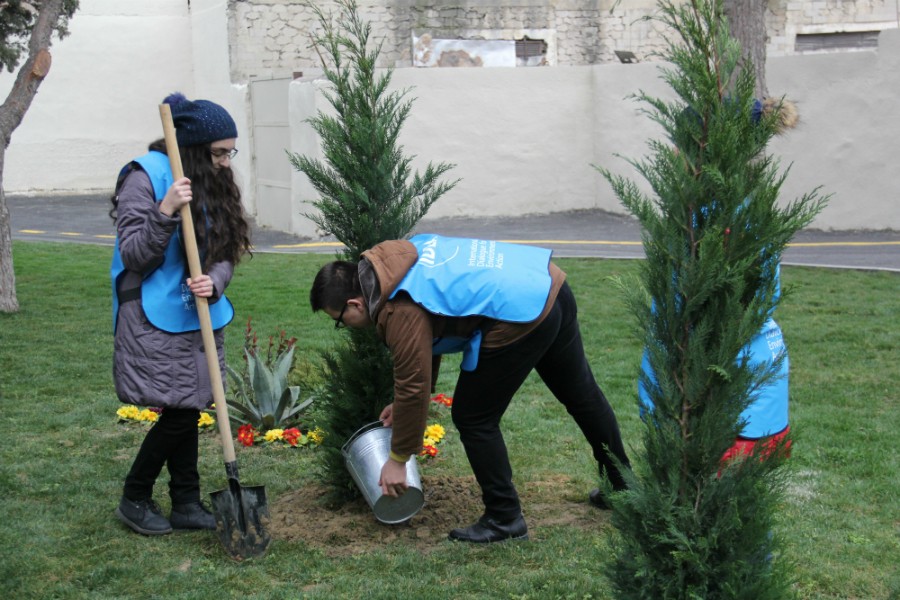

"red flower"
[237, 424, 257, 447]
[431, 393, 453, 407]
[420, 444, 438, 457]
[283, 427, 302, 447]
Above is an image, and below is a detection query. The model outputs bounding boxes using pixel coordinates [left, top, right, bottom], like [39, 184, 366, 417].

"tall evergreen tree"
[596, 1, 827, 597]
[288, 0, 458, 502]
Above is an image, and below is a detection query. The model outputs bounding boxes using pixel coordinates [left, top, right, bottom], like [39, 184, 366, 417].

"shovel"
[159, 104, 271, 560]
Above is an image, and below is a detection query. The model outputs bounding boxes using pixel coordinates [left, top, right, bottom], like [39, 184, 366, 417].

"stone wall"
[228, 0, 695, 79]
[229, 0, 899, 81]
[767, 0, 899, 56]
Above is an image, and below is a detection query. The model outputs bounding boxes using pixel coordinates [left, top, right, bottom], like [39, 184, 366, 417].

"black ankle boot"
[115, 497, 173, 535]
[448, 514, 528, 544]
[170, 501, 217, 530]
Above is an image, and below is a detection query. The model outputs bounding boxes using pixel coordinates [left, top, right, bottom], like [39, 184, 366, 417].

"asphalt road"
[8, 193, 900, 272]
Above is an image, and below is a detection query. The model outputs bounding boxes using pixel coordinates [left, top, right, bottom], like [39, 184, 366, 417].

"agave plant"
[225, 320, 314, 431]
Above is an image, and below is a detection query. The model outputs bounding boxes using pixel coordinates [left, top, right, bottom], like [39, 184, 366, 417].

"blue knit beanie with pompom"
[163, 92, 237, 147]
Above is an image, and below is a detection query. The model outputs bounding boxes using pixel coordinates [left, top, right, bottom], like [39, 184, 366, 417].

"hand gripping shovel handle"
[158, 104, 237, 466]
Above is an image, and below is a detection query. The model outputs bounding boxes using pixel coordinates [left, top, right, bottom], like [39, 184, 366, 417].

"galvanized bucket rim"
[341, 420, 387, 458]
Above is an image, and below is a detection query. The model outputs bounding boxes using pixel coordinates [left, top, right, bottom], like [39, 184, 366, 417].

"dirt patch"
[269, 474, 607, 556]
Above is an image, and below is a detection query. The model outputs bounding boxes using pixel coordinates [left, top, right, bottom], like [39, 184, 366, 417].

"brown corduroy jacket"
[359, 239, 566, 458]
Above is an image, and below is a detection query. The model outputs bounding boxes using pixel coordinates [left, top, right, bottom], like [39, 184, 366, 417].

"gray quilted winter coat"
[112, 168, 234, 410]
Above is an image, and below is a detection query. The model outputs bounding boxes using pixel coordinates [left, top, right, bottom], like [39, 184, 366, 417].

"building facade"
[2, 0, 898, 231]
[229, 0, 900, 80]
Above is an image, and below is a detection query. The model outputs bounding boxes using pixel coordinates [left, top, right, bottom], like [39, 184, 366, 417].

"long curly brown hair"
[109, 139, 252, 269]
[179, 142, 252, 268]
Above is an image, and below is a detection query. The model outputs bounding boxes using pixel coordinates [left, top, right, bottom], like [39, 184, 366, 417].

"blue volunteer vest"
[390, 234, 553, 370]
[638, 316, 789, 439]
[640, 204, 787, 438]
[110, 151, 234, 333]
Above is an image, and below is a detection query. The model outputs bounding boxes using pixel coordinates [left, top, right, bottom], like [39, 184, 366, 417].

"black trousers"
[123, 407, 201, 505]
[452, 282, 631, 521]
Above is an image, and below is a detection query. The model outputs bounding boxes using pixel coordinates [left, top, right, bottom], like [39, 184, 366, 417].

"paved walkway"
[8, 194, 900, 272]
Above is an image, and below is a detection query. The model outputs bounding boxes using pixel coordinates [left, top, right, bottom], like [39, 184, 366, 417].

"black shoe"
[115, 497, 173, 535]
[170, 501, 217, 530]
[448, 514, 528, 544]
[588, 488, 612, 510]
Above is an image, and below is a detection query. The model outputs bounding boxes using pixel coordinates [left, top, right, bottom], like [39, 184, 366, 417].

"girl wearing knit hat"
[109, 93, 251, 536]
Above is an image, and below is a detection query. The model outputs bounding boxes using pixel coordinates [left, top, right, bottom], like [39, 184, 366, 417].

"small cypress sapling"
[595, 0, 827, 597]
[288, 0, 458, 502]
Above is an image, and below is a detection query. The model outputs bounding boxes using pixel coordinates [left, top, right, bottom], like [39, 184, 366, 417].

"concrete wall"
[2, 2, 898, 232]
[766, 27, 900, 231]
[0, 1, 194, 193]
[0, 0, 253, 202]
[279, 63, 665, 239]
[188, 0, 255, 213]
[283, 29, 900, 234]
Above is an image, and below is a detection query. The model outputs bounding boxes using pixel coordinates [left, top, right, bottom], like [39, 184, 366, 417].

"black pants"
[452, 282, 631, 521]
[123, 407, 201, 505]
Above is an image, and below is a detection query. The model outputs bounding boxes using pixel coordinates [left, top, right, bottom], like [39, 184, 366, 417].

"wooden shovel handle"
[159, 104, 237, 464]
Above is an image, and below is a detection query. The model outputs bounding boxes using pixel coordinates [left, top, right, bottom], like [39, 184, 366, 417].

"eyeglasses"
[210, 148, 238, 159]
[334, 303, 349, 329]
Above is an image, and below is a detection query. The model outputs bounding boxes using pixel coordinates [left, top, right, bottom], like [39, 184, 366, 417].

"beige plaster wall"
[284, 29, 900, 234]
[767, 27, 900, 231]
[2, 2, 897, 232]
[0, 0, 194, 193]
[0, 0, 252, 201]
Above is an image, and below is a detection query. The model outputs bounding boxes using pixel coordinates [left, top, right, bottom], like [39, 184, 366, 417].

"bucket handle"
[341, 421, 388, 457]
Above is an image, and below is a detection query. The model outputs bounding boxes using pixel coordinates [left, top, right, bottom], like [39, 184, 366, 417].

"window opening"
[516, 37, 547, 66]
[795, 31, 879, 53]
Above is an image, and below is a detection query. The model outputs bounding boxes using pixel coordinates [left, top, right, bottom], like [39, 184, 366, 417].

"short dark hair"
[310, 261, 361, 312]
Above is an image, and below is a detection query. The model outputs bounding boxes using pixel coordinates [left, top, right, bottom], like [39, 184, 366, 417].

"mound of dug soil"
[269, 475, 607, 556]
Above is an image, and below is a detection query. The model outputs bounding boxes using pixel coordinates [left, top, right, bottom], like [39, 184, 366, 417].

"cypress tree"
[288, 0, 458, 502]
[596, 1, 827, 596]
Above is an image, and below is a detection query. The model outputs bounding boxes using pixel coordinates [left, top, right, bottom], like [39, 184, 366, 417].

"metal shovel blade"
[210, 477, 272, 561]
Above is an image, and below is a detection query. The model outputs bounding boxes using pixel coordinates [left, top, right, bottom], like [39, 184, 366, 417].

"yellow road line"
[272, 239, 645, 249]
[788, 241, 900, 247]
[17, 230, 900, 251]
[497, 239, 643, 246]
[273, 239, 899, 250]
[271, 241, 345, 249]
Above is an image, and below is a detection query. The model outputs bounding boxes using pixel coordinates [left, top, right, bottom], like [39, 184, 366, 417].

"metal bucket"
[342, 421, 425, 524]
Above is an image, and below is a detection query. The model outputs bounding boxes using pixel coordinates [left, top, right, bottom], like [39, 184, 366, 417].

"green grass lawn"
[1, 241, 897, 599]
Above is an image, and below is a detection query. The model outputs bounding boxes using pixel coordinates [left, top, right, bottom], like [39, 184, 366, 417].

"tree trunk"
[0, 0, 67, 313]
[724, 0, 768, 99]
[0, 148, 17, 312]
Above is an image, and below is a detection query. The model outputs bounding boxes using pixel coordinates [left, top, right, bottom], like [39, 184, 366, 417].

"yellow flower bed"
[116, 406, 216, 429]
